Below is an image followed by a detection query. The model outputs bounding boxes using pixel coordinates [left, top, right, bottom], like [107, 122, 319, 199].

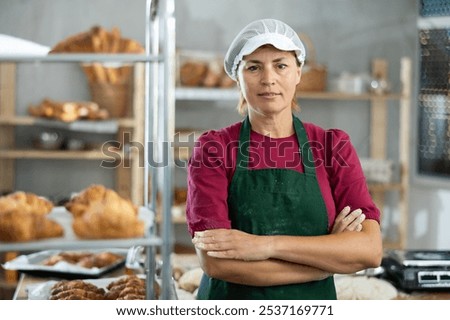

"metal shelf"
[0, 117, 123, 133]
[0, 237, 163, 252]
[176, 87, 239, 100]
[0, 53, 162, 64]
[0, 149, 127, 160]
[175, 87, 403, 102]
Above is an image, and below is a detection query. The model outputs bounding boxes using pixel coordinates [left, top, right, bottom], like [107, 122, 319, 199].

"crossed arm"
[193, 207, 382, 287]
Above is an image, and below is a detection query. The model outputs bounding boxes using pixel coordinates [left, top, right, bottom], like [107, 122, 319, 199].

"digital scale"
[381, 250, 450, 291]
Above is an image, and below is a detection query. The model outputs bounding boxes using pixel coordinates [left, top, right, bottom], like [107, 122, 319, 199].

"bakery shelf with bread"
[48, 25, 147, 119]
[0, 185, 160, 252]
[0, 0, 177, 300]
[176, 50, 236, 89]
[0, 49, 146, 205]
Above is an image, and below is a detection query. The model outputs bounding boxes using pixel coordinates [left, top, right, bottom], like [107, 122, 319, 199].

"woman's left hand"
[192, 228, 271, 261]
[331, 206, 365, 234]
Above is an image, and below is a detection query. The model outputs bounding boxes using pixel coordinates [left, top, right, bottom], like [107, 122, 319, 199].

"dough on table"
[334, 275, 398, 300]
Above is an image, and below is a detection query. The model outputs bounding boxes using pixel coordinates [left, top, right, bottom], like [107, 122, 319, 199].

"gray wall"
[1, 0, 449, 249]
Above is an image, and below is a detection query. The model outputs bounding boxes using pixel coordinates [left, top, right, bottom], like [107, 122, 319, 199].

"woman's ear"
[296, 67, 302, 85]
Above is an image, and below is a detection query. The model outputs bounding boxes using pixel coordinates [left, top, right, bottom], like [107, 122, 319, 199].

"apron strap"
[236, 115, 317, 176]
[293, 116, 317, 176]
[236, 116, 251, 170]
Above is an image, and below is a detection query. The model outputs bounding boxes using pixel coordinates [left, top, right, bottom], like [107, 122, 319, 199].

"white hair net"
[224, 19, 306, 81]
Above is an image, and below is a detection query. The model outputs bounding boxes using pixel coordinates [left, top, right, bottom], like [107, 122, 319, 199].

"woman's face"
[237, 45, 301, 117]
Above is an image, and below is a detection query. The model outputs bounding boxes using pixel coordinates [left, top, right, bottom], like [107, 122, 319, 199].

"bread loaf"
[50, 26, 144, 54]
[179, 61, 208, 87]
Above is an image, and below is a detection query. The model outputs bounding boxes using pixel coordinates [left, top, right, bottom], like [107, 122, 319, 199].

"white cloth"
[0, 34, 49, 56]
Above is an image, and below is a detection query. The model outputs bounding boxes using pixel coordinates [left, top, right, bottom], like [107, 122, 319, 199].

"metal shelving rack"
[144, 0, 176, 300]
[0, 0, 176, 300]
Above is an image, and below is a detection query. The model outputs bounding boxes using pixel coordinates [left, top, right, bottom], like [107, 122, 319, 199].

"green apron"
[197, 115, 336, 300]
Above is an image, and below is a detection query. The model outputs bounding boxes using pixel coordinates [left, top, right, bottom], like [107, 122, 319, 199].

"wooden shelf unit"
[0, 62, 145, 205]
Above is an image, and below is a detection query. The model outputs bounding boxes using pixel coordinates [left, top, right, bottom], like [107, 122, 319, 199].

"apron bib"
[198, 115, 336, 300]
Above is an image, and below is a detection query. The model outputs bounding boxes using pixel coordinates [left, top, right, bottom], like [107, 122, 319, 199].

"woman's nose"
[261, 68, 275, 86]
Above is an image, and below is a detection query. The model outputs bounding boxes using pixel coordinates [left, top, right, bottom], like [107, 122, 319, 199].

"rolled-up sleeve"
[186, 131, 232, 237]
[324, 129, 381, 224]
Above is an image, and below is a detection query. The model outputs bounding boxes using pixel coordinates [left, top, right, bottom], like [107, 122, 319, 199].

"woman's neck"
[248, 111, 294, 138]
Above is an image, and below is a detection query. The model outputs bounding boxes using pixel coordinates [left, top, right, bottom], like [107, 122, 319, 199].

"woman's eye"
[277, 64, 287, 69]
[247, 65, 258, 71]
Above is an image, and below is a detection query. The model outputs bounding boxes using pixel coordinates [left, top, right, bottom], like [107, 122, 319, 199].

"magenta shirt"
[186, 120, 380, 237]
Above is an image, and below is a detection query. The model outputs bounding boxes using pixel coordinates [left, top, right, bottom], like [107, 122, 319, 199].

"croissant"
[35, 218, 64, 239]
[64, 184, 106, 218]
[107, 275, 144, 290]
[5, 191, 54, 216]
[66, 184, 144, 239]
[79, 252, 122, 268]
[0, 192, 62, 242]
[0, 210, 35, 241]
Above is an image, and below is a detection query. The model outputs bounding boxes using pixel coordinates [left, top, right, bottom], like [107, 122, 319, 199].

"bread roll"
[178, 267, 203, 293]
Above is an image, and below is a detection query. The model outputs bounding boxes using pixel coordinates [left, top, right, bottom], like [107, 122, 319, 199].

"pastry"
[0, 192, 63, 242]
[105, 275, 159, 300]
[42, 251, 122, 269]
[65, 185, 144, 239]
[49, 280, 106, 300]
[28, 98, 109, 122]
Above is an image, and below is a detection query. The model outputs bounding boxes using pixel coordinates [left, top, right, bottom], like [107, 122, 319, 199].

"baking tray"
[26, 275, 178, 300]
[2, 249, 128, 279]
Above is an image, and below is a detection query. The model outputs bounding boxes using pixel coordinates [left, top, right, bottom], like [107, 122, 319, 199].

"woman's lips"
[258, 92, 280, 97]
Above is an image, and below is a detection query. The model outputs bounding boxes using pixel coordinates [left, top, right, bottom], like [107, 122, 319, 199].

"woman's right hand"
[331, 206, 365, 234]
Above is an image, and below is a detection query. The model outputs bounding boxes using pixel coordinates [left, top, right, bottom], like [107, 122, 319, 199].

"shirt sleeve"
[186, 130, 232, 237]
[324, 129, 381, 225]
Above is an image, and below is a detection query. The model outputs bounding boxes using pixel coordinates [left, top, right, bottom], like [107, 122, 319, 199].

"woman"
[186, 19, 382, 300]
